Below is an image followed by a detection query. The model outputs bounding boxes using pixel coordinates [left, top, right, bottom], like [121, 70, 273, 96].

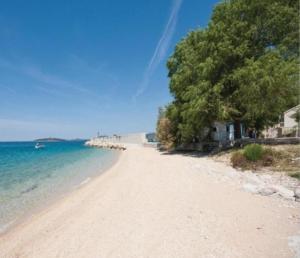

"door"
[229, 124, 234, 141]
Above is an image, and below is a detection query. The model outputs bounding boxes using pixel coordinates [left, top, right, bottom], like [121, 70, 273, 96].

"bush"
[244, 144, 263, 161]
[263, 147, 284, 159]
[156, 117, 175, 150]
[261, 147, 280, 166]
[289, 172, 300, 180]
[231, 151, 247, 168]
[231, 144, 297, 172]
[261, 154, 273, 166]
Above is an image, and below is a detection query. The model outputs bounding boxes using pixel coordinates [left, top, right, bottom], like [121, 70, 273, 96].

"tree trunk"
[234, 120, 241, 139]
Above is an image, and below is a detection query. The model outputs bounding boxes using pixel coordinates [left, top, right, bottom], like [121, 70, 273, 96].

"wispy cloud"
[23, 66, 91, 94]
[0, 56, 118, 108]
[0, 118, 66, 130]
[0, 118, 78, 141]
[0, 58, 91, 95]
[133, 0, 183, 100]
[0, 83, 17, 95]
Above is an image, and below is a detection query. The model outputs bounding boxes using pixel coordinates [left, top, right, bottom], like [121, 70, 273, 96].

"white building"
[284, 105, 300, 128]
[263, 105, 299, 138]
[211, 121, 247, 142]
[282, 105, 299, 137]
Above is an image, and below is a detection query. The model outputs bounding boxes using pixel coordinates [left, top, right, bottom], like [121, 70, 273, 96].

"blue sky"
[0, 0, 219, 140]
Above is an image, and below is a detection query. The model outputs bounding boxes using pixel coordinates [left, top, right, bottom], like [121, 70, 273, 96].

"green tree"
[165, 0, 299, 145]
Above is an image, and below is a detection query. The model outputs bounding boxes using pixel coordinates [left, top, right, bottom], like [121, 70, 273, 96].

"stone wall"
[173, 137, 300, 152]
[236, 137, 300, 146]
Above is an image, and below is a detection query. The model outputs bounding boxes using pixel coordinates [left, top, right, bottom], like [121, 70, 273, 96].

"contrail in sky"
[133, 0, 183, 100]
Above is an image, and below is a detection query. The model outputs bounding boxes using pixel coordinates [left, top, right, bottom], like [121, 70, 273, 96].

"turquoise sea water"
[0, 141, 118, 232]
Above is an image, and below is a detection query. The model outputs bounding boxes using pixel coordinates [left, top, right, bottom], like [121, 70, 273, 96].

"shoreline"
[1, 146, 299, 257]
[0, 149, 122, 237]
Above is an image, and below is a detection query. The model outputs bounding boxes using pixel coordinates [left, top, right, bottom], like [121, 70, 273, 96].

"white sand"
[0, 146, 299, 258]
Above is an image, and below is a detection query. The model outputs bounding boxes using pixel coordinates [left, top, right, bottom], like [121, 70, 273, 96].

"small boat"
[35, 143, 45, 149]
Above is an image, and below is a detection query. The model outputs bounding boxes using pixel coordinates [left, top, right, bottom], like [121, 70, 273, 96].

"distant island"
[34, 138, 66, 142]
[34, 138, 87, 142]
[69, 138, 88, 141]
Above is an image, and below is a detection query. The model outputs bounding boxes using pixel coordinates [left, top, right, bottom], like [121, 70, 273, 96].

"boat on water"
[35, 143, 45, 149]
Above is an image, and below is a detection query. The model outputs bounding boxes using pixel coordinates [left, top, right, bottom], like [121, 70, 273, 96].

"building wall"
[212, 121, 246, 141]
[284, 107, 299, 128]
[212, 122, 228, 141]
[96, 133, 146, 144]
[145, 133, 157, 142]
[263, 126, 282, 138]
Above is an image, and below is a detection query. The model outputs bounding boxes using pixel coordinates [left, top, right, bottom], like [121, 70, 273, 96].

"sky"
[0, 0, 219, 141]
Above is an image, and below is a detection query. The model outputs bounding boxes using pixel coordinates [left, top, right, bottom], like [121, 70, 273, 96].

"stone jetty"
[85, 138, 126, 151]
[85, 133, 150, 150]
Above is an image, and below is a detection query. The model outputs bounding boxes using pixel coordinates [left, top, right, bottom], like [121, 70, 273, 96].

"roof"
[284, 104, 300, 114]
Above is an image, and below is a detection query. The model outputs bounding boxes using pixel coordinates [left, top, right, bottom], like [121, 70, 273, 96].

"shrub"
[231, 151, 247, 168]
[263, 147, 285, 159]
[289, 172, 300, 180]
[244, 144, 263, 161]
[261, 147, 279, 166]
[156, 117, 175, 150]
[261, 154, 274, 166]
[231, 144, 297, 172]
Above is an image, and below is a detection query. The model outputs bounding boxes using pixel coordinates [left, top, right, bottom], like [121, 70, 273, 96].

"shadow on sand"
[158, 149, 209, 158]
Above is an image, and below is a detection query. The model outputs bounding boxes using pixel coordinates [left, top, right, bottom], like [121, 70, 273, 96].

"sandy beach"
[0, 145, 299, 258]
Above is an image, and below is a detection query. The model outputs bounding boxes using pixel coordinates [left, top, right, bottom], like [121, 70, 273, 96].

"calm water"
[0, 141, 118, 232]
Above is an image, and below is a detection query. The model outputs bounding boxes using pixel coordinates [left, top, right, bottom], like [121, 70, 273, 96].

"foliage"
[230, 144, 294, 171]
[289, 172, 300, 180]
[244, 144, 263, 161]
[156, 108, 175, 150]
[231, 151, 247, 168]
[164, 0, 299, 145]
[291, 109, 300, 124]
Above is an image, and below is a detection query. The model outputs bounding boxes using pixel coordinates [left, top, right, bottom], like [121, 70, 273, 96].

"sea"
[0, 140, 118, 233]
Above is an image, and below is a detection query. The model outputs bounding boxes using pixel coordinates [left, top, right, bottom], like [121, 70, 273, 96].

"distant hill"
[70, 138, 88, 141]
[34, 138, 66, 142]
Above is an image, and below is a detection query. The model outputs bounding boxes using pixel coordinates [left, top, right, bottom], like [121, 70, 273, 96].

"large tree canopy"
[163, 0, 299, 145]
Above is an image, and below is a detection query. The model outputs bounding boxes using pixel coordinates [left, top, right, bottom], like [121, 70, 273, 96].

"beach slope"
[0, 146, 299, 258]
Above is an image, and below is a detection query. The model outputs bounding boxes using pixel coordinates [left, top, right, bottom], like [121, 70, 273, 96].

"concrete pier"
[85, 133, 147, 151]
[85, 139, 126, 150]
